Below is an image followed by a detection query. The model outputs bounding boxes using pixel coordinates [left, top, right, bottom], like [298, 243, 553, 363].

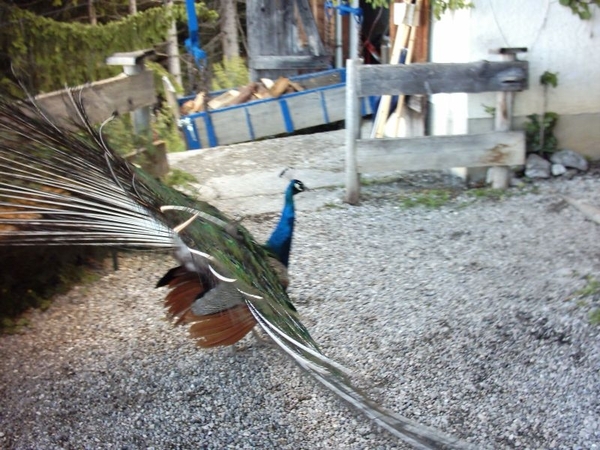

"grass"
[589, 309, 600, 326]
[571, 275, 600, 326]
[573, 275, 600, 298]
[320, 202, 346, 210]
[164, 168, 198, 188]
[400, 189, 454, 209]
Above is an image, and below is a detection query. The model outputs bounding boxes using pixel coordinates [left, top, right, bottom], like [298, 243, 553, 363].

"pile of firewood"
[180, 76, 304, 115]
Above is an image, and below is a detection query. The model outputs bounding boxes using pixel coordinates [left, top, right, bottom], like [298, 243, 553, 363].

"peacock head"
[290, 179, 307, 196]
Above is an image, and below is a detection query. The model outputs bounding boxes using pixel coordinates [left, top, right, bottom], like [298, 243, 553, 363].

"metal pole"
[335, 6, 343, 68]
[344, 58, 360, 204]
[348, 0, 360, 60]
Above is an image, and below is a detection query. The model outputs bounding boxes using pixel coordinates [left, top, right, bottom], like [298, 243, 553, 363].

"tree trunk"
[220, 0, 240, 60]
[129, 0, 137, 15]
[88, 0, 97, 25]
[165, 0, 182, 87]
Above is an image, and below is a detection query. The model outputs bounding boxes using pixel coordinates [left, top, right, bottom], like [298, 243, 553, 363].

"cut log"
[230, 83, 258, 105]
[260, 78, 275, 89]
[269, 77, 290, 98]
[253, 83, 272, 100]
[288, 80, 304, 92]
[207, 90, 240, 110]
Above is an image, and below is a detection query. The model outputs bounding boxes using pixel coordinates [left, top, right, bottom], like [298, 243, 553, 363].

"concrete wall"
[430, 1, 600, 159]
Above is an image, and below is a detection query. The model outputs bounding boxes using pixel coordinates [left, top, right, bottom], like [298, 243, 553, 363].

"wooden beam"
[357, 60, 528, 97]
[294, 0, 326, 56]
[34, 71, 156, 128]
[356, 131, 525, 173]
[488, 51, 519, 188]
[250, 55, 332, 70]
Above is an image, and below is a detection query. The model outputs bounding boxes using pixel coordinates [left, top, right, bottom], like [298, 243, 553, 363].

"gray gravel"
[1, 170, 600, 449]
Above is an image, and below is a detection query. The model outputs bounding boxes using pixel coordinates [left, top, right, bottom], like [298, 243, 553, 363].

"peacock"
[0, 90, 471, 449]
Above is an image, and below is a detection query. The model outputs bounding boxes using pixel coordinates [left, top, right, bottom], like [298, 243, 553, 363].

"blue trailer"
[177, 68, 374, 150]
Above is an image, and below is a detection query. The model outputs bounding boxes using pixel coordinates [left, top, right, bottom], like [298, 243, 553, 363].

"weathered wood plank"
[357, 60, 528, 97]
[34, 71, 155, 127]
[210, 108, 252, 146]
[251, 55, 331, 70]
[356, 131, 525, 173]
[296, 70, 342, 89]
[294, 0, 326, 56]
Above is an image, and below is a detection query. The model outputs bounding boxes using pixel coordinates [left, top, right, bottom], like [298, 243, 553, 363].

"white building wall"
[430, 0, 600, 159]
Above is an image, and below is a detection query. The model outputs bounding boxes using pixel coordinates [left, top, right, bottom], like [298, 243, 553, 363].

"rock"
[563, 169, 578, 180]
[551, 163, 567, 176]
[525, 154, 551, 179]
[550, 149, 589, 171]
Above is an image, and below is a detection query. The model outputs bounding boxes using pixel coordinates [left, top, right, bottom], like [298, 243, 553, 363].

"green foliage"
[164, 168, 198, 188]
[362, 0, 475, 19]
[432, 0, 474, 20]
[540, 71, 559, 88]
[525, 112, 559, 155]
[482, 104, 496, 117]
[559, 0, 600, 20]
[0, 3, 217, 93]
[466, 188, 508, 200]
[0, 247, 108, 333]
[526, 71, 560, 156]
[401, 189, 453, 208]
[146, 61, 184, 96]
[574, 274, 600, 298]
[570, 275, 600, 325]
[362, 0, 392, 8]
[211, 57, 250, 90]
[154, 107, 187, 153]
[101, 103, 186, 159]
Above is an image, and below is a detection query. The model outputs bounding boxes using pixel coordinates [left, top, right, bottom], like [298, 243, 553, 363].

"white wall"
[430, 0, 600, 158]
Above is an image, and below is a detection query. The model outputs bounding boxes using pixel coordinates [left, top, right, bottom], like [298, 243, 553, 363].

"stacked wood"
[179, 77, 304, 116]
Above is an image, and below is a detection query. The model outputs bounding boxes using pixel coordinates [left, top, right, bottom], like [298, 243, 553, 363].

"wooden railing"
[344, 57, 529, 204]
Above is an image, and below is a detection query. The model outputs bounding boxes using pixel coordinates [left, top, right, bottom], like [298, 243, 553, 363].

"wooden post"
[345, 59, 360, 204]
[106, 50, 155, 135]
[488, 47, 527, 189]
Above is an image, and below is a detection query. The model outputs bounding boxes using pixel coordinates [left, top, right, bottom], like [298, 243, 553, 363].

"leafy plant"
[482, 104, 496, 117]
[164, 168, 198, 188]
[211, 56, 250, 90]
[0, 3, 218, 94]
[525, 71, 559, 156]
[559, 0, 600, 19]
[432, 0, 474, 20]
[525, 112, 559, 155]
[540, 71, 558, 88]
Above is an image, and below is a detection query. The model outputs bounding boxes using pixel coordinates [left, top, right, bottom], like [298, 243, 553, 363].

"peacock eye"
[295, 182, 303, 191]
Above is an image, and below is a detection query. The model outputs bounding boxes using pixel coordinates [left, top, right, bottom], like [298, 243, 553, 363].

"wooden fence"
[344, 58, 529, 204]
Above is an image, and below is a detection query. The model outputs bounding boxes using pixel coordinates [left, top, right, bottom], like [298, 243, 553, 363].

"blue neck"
[266, 182, 296, 267]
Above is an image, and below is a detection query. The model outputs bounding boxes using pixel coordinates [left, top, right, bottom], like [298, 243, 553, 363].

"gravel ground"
[1, 170, 600, 449]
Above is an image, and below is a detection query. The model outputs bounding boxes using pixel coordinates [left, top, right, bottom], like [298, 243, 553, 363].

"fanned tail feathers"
[0, 90, 471, 449]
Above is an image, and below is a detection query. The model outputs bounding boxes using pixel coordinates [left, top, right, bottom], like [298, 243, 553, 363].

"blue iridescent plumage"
[266, 179, 306, 267]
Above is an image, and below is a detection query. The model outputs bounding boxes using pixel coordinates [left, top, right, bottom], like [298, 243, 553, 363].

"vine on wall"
[0, 3, 217, 94]
[559, 0, 600, 20]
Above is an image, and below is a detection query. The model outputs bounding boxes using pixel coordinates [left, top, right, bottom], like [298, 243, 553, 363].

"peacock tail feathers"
[0, 89, 471, 449]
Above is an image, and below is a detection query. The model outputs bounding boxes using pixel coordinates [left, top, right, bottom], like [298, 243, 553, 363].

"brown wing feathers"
[158, 266, 258, 348]
[188, 305, 257, 348]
